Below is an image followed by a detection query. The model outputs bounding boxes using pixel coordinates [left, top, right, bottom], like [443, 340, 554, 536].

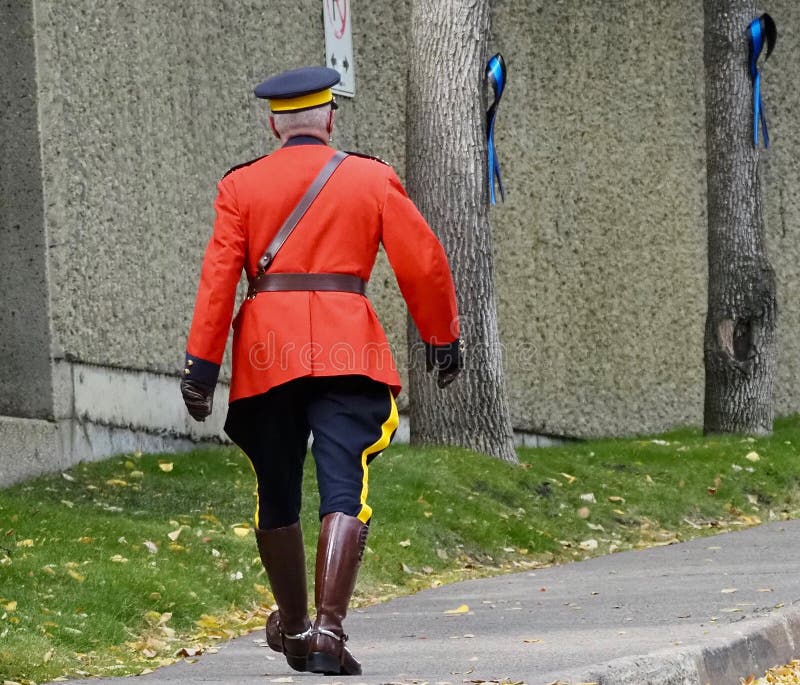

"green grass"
[4, 417, 800, 682]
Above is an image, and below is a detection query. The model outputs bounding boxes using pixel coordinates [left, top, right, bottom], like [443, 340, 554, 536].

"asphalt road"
[64, 520, 800, 685]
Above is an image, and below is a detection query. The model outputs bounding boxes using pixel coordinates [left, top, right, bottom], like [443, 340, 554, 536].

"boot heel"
[307, 650, 341, 675]
[286, 654, 308, 672]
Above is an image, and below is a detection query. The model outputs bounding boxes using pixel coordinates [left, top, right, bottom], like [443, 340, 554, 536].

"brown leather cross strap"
[248, 273, 367, 297]
[256, 150, 349, 273]
[247, 150, 351, 300]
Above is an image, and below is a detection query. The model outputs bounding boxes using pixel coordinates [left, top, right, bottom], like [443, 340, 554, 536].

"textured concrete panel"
[67, 361, 228, 441]
[0, 415, 198, 486]
[0, 0, 54, 419]
[491, 0, 708, 437]
[0, 416, 62, 485]
[763, 1, 800, 419]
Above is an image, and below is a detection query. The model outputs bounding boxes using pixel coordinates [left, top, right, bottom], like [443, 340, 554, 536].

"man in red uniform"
[181, 66, 461, 676]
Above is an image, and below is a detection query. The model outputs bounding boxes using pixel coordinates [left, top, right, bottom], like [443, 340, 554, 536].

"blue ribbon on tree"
[486, 53, 507, 205]
[747, 13, 777, 148]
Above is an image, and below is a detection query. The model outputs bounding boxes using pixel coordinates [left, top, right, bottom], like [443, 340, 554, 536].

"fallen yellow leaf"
[67, 569, 85, 583]
[745, 451, 760, 462]
[144, 610, 162, 624]
[232, 527, 251, 538]
[16, 539, 33, 548]
[167, 528, 183, 541]
[444, 604, 470, 615]
[106, 479, 128, 487]
[158, 462, 174, 472]
[254, 584, 274, 598]
[560, 472, 577, 484]
[3, 600, 17, 612]
[739, 515, 762, 525]
[398, 539, 411, 547]
[196, 614, 223, 629]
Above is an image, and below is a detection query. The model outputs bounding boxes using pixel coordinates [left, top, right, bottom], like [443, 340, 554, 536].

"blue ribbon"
[747, 14, 776, 148]
[486, 53, 507, 205]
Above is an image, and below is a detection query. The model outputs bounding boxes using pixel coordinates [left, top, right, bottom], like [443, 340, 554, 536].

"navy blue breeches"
[224, 375, 398, 530]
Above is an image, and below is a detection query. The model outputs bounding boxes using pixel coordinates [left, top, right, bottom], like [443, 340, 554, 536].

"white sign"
[323, 0, 355, 97]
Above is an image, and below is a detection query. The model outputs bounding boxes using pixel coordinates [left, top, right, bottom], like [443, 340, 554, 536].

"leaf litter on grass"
[7, 420, 800, 682]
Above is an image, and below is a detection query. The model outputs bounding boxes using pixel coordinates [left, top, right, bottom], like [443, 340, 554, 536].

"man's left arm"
[182, 177, 246, 421]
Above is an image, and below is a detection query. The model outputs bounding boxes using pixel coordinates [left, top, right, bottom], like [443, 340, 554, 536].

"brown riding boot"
[307, 512, 368, 675]
[255, 523, 312, 672]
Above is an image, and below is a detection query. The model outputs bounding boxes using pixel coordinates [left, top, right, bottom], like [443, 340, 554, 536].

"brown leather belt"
[247, 273, 367, 299]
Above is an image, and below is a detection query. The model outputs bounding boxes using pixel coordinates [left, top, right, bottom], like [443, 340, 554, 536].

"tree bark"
[703, 0, 777, 434]
[405, 0, 517, 462]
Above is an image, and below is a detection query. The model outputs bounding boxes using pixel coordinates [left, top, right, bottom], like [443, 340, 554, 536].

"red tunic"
[185, 140, 459, 403]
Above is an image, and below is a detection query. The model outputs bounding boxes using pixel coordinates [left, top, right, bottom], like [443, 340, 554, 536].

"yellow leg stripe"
[245, 455, 260, 529]
[357, 392, 399, 524]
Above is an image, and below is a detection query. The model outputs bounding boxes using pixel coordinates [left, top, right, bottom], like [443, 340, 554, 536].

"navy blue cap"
[254, 66, 341, 111]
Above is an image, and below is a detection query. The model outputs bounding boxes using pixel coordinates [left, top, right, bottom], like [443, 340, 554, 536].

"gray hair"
[271, 106, 331, 142]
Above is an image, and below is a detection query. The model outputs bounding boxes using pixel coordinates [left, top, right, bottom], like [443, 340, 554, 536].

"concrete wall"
[0, 0, 54, 420]
[763, 2, 800, 419]
[491, 0, 708, 437]
[2, 0, 800, 483]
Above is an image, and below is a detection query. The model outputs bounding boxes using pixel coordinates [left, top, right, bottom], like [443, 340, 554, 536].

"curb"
[548, 604, 800, 685]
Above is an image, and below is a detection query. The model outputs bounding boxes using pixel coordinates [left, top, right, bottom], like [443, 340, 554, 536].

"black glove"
[181, 378, 214, 422]
[425, 339, 463, 389]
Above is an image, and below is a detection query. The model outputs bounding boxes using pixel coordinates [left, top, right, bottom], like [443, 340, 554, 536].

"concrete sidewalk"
[65, 521, 800, 685]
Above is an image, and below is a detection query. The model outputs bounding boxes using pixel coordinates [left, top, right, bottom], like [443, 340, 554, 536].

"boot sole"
[266, 638, 308, 672]
[307, 651, 362, 675]
[286, 655, 308, 672]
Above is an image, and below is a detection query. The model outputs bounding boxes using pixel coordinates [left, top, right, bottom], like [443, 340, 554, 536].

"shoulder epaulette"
[222, 154, 268, 179]
[343, 151, 390, 166]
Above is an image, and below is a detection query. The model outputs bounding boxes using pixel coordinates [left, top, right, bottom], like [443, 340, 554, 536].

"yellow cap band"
[269, 88, 333, 112]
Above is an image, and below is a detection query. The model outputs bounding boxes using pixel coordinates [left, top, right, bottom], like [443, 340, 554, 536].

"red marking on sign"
[325, 0, 348, 40]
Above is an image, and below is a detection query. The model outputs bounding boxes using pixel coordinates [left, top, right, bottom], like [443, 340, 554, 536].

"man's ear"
[326, 110, 335, 135]
[269, 116, 280, 140]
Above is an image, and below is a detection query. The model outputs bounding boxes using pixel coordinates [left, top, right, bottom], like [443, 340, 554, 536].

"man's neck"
[282, 135, 328, 147]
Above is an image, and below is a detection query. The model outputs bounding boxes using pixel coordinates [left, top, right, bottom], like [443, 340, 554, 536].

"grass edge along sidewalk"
[3, 416, 800, 683]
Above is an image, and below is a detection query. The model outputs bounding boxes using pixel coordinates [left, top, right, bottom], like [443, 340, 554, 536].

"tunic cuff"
[424, 339, 463, 373]
[183, 353, 220, 388]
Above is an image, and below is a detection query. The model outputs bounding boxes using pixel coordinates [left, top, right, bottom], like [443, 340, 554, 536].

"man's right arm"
[379, 168, 462, 387]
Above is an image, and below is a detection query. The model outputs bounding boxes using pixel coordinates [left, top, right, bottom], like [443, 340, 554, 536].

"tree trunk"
[703, 0, 777, 434]
[405, 0, 517, 463]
